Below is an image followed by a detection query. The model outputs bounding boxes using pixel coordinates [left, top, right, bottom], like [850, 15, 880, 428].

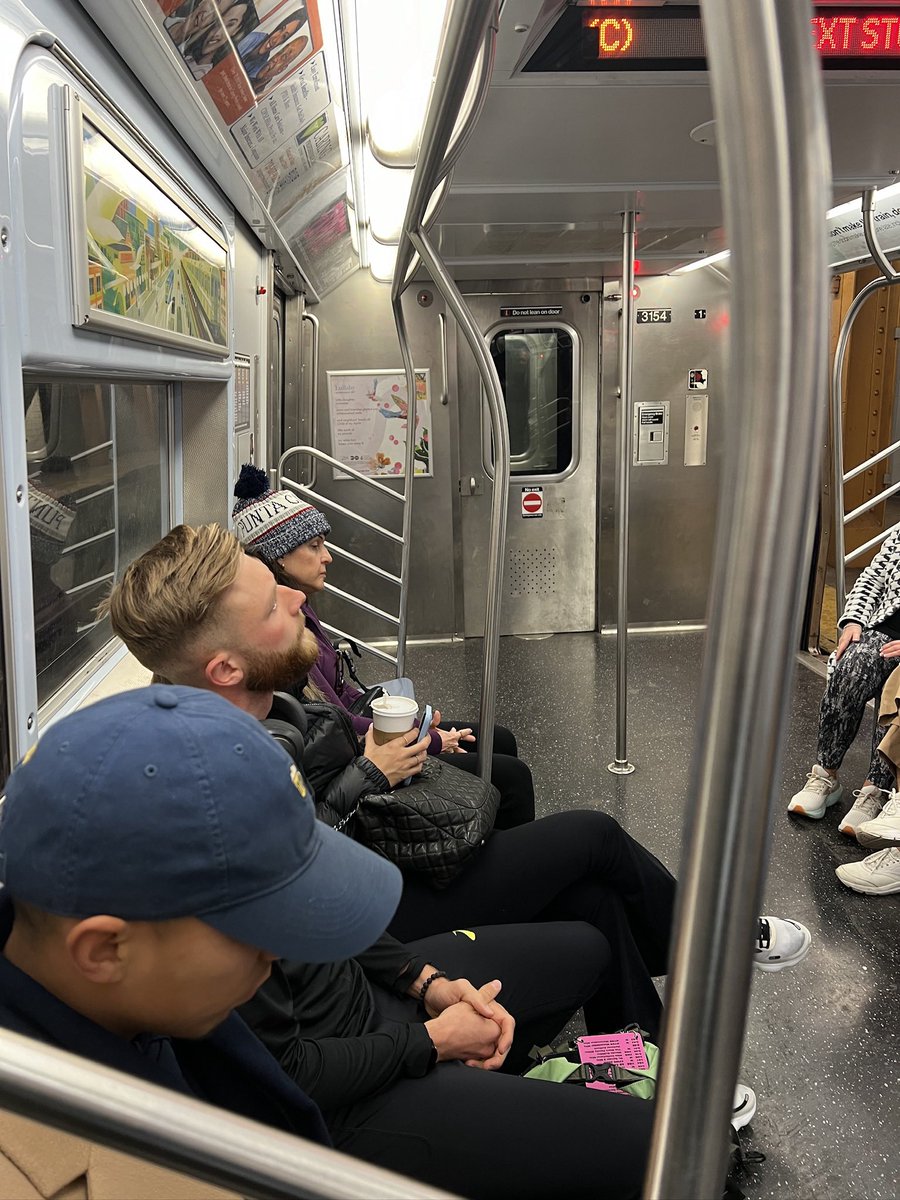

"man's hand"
[423, 977, 515, 1070]
[363, 726, 429, 787]
[834, 622, 862, 662]
[424, 1001, 502, 1065]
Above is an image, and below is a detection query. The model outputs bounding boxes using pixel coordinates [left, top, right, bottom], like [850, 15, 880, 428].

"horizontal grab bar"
[280, 480, 403, 545]
[843, 478, 900, 526]
[323, 582, 400, 627]
[327, 542, 401, 587]
[320, 620, 398, 667]
[280, 450, 405, 503]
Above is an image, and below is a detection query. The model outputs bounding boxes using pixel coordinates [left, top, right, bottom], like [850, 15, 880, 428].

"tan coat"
[0, 1110, 240, 1199]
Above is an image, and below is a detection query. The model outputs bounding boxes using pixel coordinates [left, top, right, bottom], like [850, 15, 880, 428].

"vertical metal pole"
[608, 211, 636, 775]
[644, 1, 829, 1195]
[392, 293, 417, 680]
[411, 227, 509, 784]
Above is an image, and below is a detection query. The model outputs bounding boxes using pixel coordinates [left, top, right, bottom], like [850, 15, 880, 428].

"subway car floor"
[405, 630, 900, 1200]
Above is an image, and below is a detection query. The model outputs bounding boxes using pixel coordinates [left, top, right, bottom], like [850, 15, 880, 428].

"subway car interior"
[0, 0, 899, 1195]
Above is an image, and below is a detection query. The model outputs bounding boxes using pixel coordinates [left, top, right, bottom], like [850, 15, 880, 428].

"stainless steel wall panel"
[456, 288, 599, 636]
[599, 271, 729, 627]
[181, 383, 230, 527]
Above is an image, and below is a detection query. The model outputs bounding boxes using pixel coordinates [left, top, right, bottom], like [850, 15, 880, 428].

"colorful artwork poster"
[327, 371, 432, 480]
[82, 121, 227, 349]
[251, 105, 342, 220]
[230, 51, 330, 168]
[155, 0, 323, 125]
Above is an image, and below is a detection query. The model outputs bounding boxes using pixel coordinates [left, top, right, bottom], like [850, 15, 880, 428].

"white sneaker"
[856, 791, 900, 849]
[787, 765, 843, 819]
[838, 785, 887, 839]
[753, 916, 812, 972]
[835, 847, 900, 894]
[732, 1082, 757, 1130]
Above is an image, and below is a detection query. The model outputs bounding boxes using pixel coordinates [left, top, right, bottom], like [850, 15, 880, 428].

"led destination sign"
[525, 7, 900, 72]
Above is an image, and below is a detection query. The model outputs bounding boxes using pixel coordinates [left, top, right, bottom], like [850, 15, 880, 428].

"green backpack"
[522, 1025, 660, 1100]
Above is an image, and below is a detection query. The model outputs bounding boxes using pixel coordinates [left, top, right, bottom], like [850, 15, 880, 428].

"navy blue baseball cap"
[0, 686, 401, 962]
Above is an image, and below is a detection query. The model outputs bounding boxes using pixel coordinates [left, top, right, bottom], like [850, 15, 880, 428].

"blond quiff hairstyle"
[98, 524, 243, 680]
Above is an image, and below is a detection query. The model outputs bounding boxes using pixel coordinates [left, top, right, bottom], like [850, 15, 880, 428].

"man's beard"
[244, 625, 319, 693]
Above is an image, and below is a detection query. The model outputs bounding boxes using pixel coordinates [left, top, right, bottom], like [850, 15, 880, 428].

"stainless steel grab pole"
[644, 2, 829, 1196]
[390, 0, 500, 772]
[831, 190, 900, 616]
[412, 228, 510, 783]
[608, 210, 636, 776]
[0, 1027, 457, 1200]
[830, 275, 893, 617]
[393, 292, 416, 678]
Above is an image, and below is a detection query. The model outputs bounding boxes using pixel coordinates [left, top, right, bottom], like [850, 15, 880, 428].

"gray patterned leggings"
[817, 627, 899, 789]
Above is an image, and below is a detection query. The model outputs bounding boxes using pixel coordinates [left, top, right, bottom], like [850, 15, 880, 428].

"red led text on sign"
[811, 13, 900, 54]
[586, 16, 634, 55]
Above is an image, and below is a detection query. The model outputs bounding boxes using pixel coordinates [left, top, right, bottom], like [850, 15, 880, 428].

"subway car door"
[456, 289, 599, 636]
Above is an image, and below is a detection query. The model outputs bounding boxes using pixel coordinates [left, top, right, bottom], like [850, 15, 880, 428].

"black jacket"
[267, 693, 389, 829]
[242, 694, 438, 1113]
[0, 896, 330, 1146]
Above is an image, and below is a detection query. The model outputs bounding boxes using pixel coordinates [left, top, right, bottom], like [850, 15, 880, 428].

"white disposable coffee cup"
[371, 695, 419, 744]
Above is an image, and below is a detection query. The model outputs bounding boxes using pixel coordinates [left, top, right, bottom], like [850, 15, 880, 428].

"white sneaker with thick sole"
[835, 847, 900, 894]
[787, 765, 843, 819]
[754, 916, 812, 972]
[838, 785, 887, 838]
[856, 791, 900, 849]
[732, 1083, 757, 1130]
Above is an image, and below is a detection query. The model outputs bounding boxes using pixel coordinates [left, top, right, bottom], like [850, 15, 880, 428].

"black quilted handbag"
[353, 758, 500, 889]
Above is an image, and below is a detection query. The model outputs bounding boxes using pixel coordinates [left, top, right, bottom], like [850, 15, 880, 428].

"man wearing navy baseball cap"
[0, 685, 402, 1144]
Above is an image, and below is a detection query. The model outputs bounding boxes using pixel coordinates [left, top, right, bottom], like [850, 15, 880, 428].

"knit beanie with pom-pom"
[232, 464, 331, 560]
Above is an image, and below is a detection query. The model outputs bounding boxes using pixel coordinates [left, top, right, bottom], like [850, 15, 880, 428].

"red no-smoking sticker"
[521, 487, 543, 518]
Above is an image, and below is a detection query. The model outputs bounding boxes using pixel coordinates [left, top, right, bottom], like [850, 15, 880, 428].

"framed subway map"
[64, 89, 229, 356]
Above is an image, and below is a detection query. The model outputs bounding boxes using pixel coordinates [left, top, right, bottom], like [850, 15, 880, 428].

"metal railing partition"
[279, 446, 406, 670]
[830, 190, 900, 619]
[0, 1026, 457, 1200]
[645, 2, 829, 1197]
[392, 0, 503, 783]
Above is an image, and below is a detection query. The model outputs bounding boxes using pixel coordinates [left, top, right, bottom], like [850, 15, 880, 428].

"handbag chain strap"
[334, 802, 361, 832]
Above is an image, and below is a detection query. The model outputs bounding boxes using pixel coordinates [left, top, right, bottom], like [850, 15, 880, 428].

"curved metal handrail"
[645, 2, 830, 1195]
[830, 192, 900, 617]
[0, 1026, 456, 1199]
[390, 0, 502, 780]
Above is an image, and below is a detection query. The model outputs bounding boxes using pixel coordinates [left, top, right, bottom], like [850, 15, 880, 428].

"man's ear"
[65, 915, 129, 984]
[205, 651, 245, 689]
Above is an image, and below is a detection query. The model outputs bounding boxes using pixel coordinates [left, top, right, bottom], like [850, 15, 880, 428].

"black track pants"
[816, 628, 898, 789]
[328, 922, 654, 1200]
[388, 809, 676, 1039]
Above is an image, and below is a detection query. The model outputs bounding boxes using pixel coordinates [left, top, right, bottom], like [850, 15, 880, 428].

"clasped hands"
[422, 975, 515, 1070]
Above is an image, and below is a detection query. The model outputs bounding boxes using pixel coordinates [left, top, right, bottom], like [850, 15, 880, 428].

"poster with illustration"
[326, 370, 432, 479]
[73, 110, 228, 354]
[154, 0, 323, 125]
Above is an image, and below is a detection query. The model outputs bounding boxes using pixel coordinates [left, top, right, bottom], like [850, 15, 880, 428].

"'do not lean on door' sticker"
[521, 487, 543, 518]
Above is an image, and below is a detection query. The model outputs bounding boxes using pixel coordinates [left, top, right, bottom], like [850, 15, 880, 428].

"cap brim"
[201, 822, 402, 963]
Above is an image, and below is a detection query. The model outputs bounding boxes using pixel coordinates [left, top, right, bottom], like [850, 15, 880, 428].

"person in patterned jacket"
[790, 526, 900, 892]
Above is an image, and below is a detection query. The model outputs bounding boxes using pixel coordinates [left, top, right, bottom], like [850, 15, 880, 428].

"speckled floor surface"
[404, 631, 900, 1200]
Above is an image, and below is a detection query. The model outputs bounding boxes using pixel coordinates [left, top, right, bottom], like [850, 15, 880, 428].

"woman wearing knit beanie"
[232, 463, 535, 829]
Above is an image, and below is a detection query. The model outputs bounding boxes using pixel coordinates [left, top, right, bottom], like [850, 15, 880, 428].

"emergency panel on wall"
[633, 401, 669, 467]
[524, 5, 900, 72]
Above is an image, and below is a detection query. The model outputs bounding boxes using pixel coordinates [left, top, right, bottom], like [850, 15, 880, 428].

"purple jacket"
[303, 603, 442, 754]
